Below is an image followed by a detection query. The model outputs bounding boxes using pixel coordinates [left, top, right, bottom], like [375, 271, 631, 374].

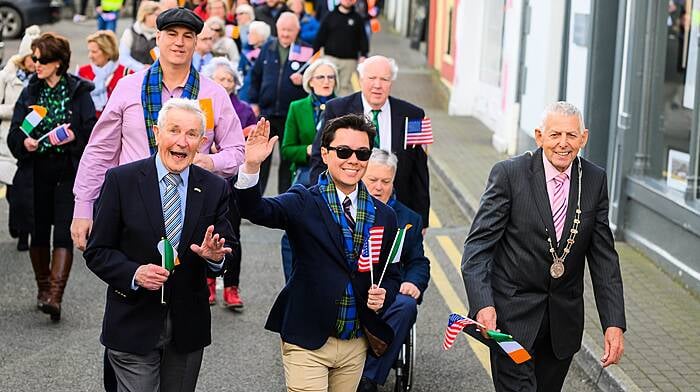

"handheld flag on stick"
[404, 117, 433, 148]
[245, 47, 261, 62]
[225, 25, 240, 39]
[198, 98, 215, 130]
[377, 224, 412, 287]
[150, 47, 160, 61]
[288, 43, 314, 62]
[157, 238, 180, 304]
[442, 313, 532, 364]
[36, 124, 74, 146]
[295, 50, 322, 74]
[21, 105, 47, 135]
[358, 226, 384, 283]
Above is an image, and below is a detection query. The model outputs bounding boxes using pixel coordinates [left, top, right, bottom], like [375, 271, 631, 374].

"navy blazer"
[237, 182, 402, 356]
[85, 156, 234, 355]
[308, 92, 431, 226]
[392, 200, 430, 304]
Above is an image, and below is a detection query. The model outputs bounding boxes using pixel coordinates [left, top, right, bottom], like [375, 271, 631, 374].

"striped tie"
[342, 196, 355, 234]
[163, 173, 183, 250]
[551, 172, 569, 242]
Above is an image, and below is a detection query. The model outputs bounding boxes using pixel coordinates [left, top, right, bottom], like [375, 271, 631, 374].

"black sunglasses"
[326, 146, 371, 161]
[31, 55, 57, 65]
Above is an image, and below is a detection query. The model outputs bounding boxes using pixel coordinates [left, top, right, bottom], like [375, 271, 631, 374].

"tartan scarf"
[141, 60, 200, 154]
[318, 171, 375, 263]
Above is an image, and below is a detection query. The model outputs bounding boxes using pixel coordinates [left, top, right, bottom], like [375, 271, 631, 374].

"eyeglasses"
[326, 146, 371, 161]
[312, 74, 336, 81]
[31, 55, 57, 65]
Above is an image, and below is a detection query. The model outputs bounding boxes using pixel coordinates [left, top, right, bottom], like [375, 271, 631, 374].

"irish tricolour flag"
[157, 238, 180, 304]
[376, 224, 412, 287]
[21, 105, 47, 135]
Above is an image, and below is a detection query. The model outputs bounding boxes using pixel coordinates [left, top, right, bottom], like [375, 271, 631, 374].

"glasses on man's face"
[31, 55, 56, 65]
[312, 74, 336, 81]
[326, 146, 371, 161]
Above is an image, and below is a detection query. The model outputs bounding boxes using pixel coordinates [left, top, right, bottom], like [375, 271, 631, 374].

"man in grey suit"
[461, 102, 625, 391]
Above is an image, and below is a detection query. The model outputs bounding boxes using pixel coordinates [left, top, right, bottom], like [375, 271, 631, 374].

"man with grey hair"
[358, 148, 430, 391]
[309, 55, 431, 230]
[461, 101, 625, 391]
[85, 98, 235, 392]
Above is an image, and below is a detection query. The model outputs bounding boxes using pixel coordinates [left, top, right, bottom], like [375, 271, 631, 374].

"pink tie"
[551, 172, 569, 242]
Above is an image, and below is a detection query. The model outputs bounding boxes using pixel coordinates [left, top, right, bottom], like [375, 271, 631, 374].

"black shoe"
[17, 234, 29, 252]
[357, 377, 378, 392]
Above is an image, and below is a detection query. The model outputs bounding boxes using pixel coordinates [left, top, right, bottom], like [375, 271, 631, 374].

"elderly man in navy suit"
[357, 148, 430, 392]
[236, 113, 402, 392]
[85, 98, 235, 392]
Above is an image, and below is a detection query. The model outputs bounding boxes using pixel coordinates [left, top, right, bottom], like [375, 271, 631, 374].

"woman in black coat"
[7, 33, 96, 322]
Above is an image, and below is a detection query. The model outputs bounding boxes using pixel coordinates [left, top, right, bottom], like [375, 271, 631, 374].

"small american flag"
[404, 117, 433, 148]
[245, 47, 261, 62]
[358, 226, 384, 272]
[442, 313, 477, 350]
[288, 43, 313, 62]
[39, 125, 73, 146]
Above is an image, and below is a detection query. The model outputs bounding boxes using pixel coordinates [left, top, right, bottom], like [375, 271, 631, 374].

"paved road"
[0, 18, 599, 392]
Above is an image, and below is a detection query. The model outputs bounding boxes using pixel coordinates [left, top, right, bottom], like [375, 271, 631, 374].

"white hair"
[235, 4, 255, 22]
[249, 21, 271, 42]
[357, 56, 399, 81]
[202, 56, 243, 87]
[157, 98, 206, 136]
[369, 148, 398, 174]
[539, 101, 586, 134]
[302, 59, 338, 94]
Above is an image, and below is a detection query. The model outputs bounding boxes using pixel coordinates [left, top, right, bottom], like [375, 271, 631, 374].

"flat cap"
[156, 7, 204, 34]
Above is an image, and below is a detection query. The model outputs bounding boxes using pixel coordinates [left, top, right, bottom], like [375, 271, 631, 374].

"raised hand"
[243, 117, 277, 173]
[190, 225, 233, 262]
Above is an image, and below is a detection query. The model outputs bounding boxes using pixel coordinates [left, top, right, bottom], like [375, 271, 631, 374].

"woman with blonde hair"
[77, 30, 133, 118]
[118, 0, 161, 70]
[0, 25, 41, 251]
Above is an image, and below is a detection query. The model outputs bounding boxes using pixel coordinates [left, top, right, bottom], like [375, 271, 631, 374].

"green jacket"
[282, 95, 317, 173]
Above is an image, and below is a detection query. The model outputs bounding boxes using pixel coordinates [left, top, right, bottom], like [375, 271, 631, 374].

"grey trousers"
[106, 313, 204, 392]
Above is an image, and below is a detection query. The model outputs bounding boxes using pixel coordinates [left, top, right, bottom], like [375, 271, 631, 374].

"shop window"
[446, 6, 454, 56]
[479, 0, 506, 86]
[649, 0, 693, 195]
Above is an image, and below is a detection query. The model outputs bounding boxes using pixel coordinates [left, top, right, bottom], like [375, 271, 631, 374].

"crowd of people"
[0, 1, 627, 392]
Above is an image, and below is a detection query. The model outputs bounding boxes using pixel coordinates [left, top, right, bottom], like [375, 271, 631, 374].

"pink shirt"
[73, 69, 245, 220]
[543, 152, 572, 229]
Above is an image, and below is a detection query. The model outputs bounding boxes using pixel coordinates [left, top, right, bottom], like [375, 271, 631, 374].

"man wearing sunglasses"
[236, 113, 402, 392]
[308, 55, 430, 233]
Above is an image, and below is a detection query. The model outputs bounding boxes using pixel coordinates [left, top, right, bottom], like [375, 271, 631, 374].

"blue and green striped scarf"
[318, 171, 375, 339]
[141, 60, 200, 155]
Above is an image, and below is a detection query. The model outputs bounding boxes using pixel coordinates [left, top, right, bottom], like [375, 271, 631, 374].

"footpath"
[370, 21, 700, 392]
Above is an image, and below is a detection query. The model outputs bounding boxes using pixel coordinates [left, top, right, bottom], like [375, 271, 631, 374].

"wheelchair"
[392, 323, 416, 392]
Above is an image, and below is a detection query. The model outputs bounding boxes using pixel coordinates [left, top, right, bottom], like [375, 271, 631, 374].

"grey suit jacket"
[461, 148, 625, 359]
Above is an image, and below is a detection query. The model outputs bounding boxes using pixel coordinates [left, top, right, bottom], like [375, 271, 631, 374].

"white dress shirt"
[362, 94, 392, 151]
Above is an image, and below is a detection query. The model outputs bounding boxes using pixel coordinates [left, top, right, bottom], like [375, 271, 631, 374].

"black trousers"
[490, 308, 573, 392]
[223, 181, 242, 287]
[32, 154, 75, 249]
[258, 115, 293, 195]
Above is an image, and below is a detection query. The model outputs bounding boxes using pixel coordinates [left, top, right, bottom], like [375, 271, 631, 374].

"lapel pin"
[194, 187, 202, 193]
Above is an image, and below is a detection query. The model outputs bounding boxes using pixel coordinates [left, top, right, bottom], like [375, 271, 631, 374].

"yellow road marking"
[425, 243, 491, 376]
[437, 235, 462, 273]
[429, 208, 442, 228]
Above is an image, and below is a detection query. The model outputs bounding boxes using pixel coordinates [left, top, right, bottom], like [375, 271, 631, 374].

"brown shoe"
[207, 278, 217, 305]
[223, 286, 243, 309]
[29, 246, 51, 309]
[41, 248, 73, 321]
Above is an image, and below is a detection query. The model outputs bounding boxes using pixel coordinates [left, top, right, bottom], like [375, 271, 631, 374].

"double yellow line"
[427, 208, 491, 376]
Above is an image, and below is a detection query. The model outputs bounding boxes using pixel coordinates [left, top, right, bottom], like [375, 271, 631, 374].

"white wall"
[383, 0, 410, 35]
[564, 0, 592, 113]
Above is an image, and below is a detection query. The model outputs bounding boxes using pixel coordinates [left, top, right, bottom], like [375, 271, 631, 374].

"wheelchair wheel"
[393, 324, 415, 392]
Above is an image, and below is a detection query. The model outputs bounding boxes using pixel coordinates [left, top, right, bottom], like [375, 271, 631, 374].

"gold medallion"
[550, 261, 565, 279]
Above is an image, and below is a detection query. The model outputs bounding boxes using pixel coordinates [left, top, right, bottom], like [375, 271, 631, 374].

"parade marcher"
[237, 113, 401, 392]
[313, 0, 368, 96]
[208, 17, 241, 63]
[96, 0, 126, 32]
[309, 55, 430, 229]
[119, 0, 161, 71]
[235, 3, 256, 49]
[288, 0, 320, 44]
[0, 25, 40, 251]
[77, 30, 133, 118]
[7, 33, 97, 321]
[202, 57, 256, 308]
[85, 98, 235, 392]
[237, 20, 270, 102]
[248, 11, 307, 194]
[254, 0, 290, 36]
[462, 102, 626, 391]
[357, 148, 430, 392]
[193, 23, 216, 72]
[71, 7, 245, 253]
